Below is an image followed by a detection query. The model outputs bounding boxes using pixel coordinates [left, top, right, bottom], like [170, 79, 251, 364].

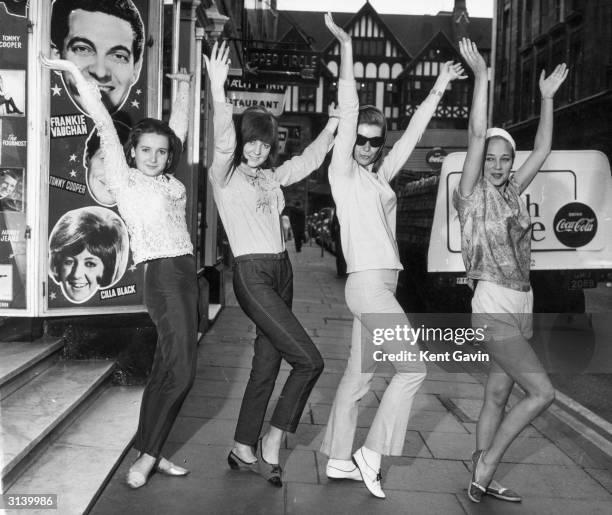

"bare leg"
[261, 425, 284, 464]
[476, 363, 513, 450]
[475, 335, 554, 487]
[232, 441, 257, 463]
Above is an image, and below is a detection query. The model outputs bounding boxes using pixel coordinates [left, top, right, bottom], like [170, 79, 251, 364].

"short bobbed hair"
[233, 106, 279, 169]
[49, 206, 129, 287]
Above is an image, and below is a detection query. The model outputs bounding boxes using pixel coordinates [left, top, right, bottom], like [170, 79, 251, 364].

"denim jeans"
[233, 251, 324, 445]
[321, 269, 426, 458]
[134, 254, 198, 458]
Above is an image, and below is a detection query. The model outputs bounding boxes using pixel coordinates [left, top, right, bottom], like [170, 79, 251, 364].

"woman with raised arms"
[455, 39, 567, 504]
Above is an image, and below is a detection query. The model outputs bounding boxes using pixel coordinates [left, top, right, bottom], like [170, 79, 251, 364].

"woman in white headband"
[455, 38, 567, 504]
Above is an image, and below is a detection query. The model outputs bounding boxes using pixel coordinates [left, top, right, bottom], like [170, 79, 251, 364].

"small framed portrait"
[0, 69, 25, 117]
[0, 167, 24, 212]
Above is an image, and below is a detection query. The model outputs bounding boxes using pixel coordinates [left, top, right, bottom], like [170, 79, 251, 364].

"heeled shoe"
[227, 450, 257, 471]
[256, 437, 282, 487]
[157, 457, 190, 476]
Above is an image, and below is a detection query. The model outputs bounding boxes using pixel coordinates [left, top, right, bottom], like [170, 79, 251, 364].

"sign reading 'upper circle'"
[553, 202, 597, 248]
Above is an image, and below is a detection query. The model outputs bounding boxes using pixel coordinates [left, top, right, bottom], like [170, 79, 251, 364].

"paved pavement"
[91, 244, 612, 515]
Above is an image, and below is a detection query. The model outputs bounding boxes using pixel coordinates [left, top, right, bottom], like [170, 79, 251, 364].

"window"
[539, 0, 549, 31]
[384, 82, 400, 111]
[353, 38, 385, 57]
[358, 81, 376, 106]
[501, 7, 510, 74]
[524, 0, 533, 43]
[568, 31, 583, 101]
[298, 86, 316, 112]
[554, 0, 564, 21]
[520, 57, 534, 119]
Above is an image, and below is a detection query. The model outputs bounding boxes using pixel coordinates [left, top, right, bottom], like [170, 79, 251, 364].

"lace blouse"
[75, 78, 193, 265]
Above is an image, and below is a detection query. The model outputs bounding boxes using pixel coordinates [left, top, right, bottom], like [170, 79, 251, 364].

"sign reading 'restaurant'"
[244, 48, 322, 83]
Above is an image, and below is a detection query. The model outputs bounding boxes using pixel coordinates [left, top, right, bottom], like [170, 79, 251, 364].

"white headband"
[486, 128, 516, 152]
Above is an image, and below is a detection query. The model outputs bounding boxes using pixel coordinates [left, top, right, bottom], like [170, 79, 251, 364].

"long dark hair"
[124, 118, 183, 174]
[232, 106, 279, 169]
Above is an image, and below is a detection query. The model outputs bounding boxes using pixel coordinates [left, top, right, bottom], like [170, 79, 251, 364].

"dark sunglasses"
[355, 134, 384, 147]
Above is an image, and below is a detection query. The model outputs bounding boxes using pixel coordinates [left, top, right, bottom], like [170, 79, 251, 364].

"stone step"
[1, 360, 115, 490]
[5, 386, 143, 515]
[0, 338, 64, 401]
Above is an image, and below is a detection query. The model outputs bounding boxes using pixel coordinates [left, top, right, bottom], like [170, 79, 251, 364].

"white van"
[426, 150, 612, 311]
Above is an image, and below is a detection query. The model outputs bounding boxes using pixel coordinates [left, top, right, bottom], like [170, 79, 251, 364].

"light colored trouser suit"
[321, 269, 427, 458]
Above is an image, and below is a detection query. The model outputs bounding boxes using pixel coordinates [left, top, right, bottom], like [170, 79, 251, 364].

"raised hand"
[325, 12, 351, 45]
[204, 40, 230, 94]
[166, 66, 192, 83]
[40, 53, 81, 79]
[459, 38, 487, 78]
[439, 61, 467, 82]
[539, 63, 568, 99]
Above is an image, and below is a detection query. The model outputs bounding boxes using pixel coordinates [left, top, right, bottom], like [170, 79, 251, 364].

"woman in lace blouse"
[206, 42, 338, 487]
[42, 56, 198, 489]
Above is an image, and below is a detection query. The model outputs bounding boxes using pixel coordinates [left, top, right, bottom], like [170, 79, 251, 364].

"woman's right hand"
[40, 54, 82, 80]
[325, 12, 351, 45]
[204, 41, 230, 95]
[459, 38, 487, 78]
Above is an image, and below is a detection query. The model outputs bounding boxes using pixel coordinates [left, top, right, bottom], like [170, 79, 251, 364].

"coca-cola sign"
[426, 147, 447, 171]
[553, 202, 597, 248]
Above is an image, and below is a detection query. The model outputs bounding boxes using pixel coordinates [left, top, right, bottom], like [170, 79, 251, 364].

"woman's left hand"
[439, 61, 467, 82]
[539, 63, 568, 99]
[166, 67, 192, 83]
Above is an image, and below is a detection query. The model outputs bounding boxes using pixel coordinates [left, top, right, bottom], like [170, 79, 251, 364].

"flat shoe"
[326, 462, 363, 481]
[228, 450, 257, 471]
[352, 448, 385, 499]
[157, 457, 190, 476]
[486, 483, 522, 502]
[467, 450, 488, 503]
[256, 437, 282, 487]
[126, 468, 148, 489]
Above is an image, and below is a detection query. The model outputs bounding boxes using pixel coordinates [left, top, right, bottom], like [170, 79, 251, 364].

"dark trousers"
[134, 255, 198, 457]
[294, 231, 304, 252]
[232, 251, 324, 445]
[0, 95, 20, 113]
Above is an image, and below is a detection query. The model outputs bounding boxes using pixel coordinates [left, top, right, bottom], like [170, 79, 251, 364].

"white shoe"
[326, 459, 363, 481]
[352, 448, 385, 499]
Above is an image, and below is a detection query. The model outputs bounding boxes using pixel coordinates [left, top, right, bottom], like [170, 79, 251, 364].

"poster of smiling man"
[47, 0, 149, 309]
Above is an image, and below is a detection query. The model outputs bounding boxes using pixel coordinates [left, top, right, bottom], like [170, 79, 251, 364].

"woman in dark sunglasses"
[320, 13, 466, 499]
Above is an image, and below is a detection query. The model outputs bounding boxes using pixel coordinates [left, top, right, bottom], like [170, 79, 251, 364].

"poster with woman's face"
[47, 0, 149, 308]
[48, 207, 129, 304]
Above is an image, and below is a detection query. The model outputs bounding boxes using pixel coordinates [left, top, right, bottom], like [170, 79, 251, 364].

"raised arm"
[274, 104, 338, 186]
[204, 41, 236, 188]
[380, 61, 466, 182]
[458, 38, 489, 197]
[513, 64, 568, 193]
[167, 68, 192, 144]
[325, 12, 358, 181]
[40, 55, 129, 191]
